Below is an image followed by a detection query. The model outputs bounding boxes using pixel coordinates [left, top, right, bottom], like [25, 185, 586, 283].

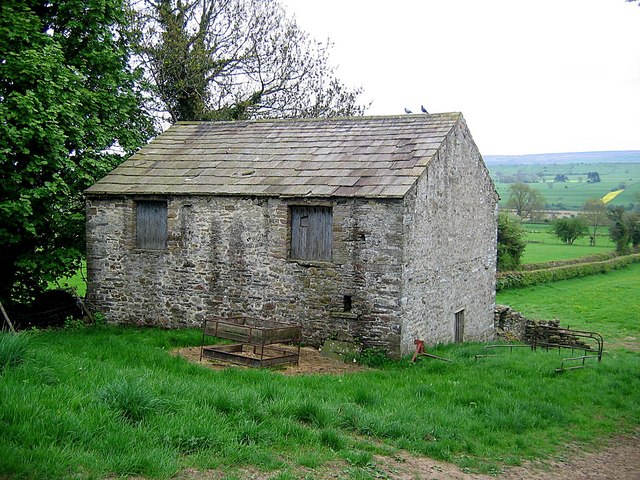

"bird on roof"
[421, 105, 429, 114]
[404, 108, 412, 114]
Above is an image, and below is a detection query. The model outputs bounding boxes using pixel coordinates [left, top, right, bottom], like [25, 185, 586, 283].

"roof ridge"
[174, 112, 462, 126]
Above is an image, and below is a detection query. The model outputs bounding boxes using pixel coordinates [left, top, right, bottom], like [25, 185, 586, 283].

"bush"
[497, 253, 640, 290]
[497, 212, 526, 271]
[0, 333, 29, 370]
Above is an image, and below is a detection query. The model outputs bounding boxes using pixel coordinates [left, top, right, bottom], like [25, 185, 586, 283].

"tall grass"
[1, 316, 639, 479]
[0, 333, 29, 370]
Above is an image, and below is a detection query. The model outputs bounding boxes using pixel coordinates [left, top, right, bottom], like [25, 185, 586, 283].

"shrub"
[497, 212, 526, 271]
[355, 348, 390, 367]
[497, 253, 640, 290]
[0, 333, 29, 370]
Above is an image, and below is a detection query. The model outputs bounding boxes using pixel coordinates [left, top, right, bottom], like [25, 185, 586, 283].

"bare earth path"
[173, 347, 640, 480]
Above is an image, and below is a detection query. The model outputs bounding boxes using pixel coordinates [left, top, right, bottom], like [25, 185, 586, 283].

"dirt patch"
[497, 431, 640, 480]
[171, 432, 640, 479]
[172, 345, 367, 375]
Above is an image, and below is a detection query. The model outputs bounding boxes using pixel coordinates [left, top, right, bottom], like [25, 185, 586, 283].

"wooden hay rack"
[200, 317, 301, 368]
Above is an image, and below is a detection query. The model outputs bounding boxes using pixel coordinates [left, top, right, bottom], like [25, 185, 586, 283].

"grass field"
[497, 263, 640, 347]
[2, 265, 640, 479]
[521, 223, 615, 264]
[489, 162, 640, 211]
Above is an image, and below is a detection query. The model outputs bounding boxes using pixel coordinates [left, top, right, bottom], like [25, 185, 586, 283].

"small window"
[136, 201, 167, 249]
[343, 295, 352, 312]
[290, 206, 332, 261]
[454, 309, 465, 343]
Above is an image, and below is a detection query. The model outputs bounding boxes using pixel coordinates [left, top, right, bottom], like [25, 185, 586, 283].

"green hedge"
[496, 253, 640, 291]
[518, 252, 620, 271]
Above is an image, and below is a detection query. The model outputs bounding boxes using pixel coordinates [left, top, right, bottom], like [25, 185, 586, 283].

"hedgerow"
[496, 253, 640, 291]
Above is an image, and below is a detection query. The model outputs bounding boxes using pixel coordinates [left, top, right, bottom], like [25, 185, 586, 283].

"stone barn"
[85, 113, 498, 356]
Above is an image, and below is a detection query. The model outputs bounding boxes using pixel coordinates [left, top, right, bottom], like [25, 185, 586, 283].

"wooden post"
[67, 288, 95, 324]
[0, 301, 16, 334]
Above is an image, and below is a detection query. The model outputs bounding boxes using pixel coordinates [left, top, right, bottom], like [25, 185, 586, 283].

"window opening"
[343, 295, 352, 312]
[136, 200, 167, 249]
[290, 206, 332, 261]
[454, 309, 465, 343]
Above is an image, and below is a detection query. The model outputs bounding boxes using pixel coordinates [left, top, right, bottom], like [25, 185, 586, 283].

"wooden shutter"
[136, 201, 167, 249]
[290, 206, 332, 261]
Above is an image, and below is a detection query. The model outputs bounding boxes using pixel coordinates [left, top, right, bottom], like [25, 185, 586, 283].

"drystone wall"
[494, 305, 592, 350]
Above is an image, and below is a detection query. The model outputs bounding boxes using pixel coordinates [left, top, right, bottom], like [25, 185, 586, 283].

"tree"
[506, 183, 546, 220]
[608, 206, 630, 254]
[628, 214, 640, 250]
[131, 0, 366, 122]
[551, 218, 589, 245]
[582, 198, 608, 246]
[0, 0, 154, 303]
[497, 212, 526, 271]
[587, 171, 601, 183]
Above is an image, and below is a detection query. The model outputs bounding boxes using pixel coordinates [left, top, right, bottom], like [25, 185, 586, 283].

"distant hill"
[484, 150, 640, 166]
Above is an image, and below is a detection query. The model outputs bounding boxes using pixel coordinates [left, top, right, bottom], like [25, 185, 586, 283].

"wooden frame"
[200, 317, 302, 368]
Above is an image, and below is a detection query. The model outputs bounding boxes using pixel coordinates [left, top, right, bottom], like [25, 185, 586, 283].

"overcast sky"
[282, 0, 640, 155]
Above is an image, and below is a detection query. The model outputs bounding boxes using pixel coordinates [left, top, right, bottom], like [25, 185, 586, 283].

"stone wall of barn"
[86, 195, 405, 355]
[400, 119, 498, 353]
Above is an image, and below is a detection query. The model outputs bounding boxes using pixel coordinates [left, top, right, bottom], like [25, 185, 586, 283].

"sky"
[281, 0, 640, 155]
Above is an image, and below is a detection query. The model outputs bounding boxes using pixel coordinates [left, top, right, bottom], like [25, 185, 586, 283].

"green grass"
[2, 270, 640, 480]
[49, 261, 87, 296]
[490, 162, 640, 211]
[521, 223, 615, 264]
[497, 263, 640, 346]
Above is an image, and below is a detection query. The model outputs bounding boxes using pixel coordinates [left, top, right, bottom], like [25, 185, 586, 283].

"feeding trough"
[200, 317, 302, 368]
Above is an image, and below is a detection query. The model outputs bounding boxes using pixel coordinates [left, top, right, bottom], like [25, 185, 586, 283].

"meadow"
[520, 223, 615, 264]
[488, 162, 640, 211]
[2, 264, 640, 479]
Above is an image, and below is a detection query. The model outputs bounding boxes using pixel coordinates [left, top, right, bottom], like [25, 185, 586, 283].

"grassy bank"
[496, 262, 640, 345]
[3, 263, 640, 479]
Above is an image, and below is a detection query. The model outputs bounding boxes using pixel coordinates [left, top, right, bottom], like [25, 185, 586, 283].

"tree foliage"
[582, 198, 608, 246]
[506, 183, 545, 220]
[0, 0, 154, 302]
[587, 171, 601, 183]
[132, 0, 366, 122]
[551, 217, 589, 245]
[497, 212, 526, 271]
[607, 206, 640, 254]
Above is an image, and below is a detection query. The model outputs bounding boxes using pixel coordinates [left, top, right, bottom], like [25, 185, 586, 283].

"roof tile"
[86, 113, 462, 198]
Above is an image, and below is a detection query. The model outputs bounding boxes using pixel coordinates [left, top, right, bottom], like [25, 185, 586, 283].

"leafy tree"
[551, 218, 589, 245]
[497, 212, 526, 271]
[582, 198, 608, 246]
[0, 0, 154, 303]
[554, 174, 568, 182]
[506, 183, 545, 220]
[131, 0, 366, 122]
[587, 172, 601, 183]
[608, 206, 630, 254]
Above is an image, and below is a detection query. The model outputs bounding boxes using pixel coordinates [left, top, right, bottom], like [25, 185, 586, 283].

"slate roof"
[86, 112, 463, 199]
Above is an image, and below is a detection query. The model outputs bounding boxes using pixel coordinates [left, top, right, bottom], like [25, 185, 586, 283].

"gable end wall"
[400, 119, 498, 353]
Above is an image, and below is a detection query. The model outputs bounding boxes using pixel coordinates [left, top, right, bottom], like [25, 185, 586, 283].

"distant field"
[51, 262, 87, 296]
[521, 223, 615, 264]
[489, 162, 640, 211]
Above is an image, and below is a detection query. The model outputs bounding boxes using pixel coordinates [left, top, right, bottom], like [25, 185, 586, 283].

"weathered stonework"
[400, 121, 498, 352]
[85, 114, 499, 356]
[87, 196, 406, 355]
